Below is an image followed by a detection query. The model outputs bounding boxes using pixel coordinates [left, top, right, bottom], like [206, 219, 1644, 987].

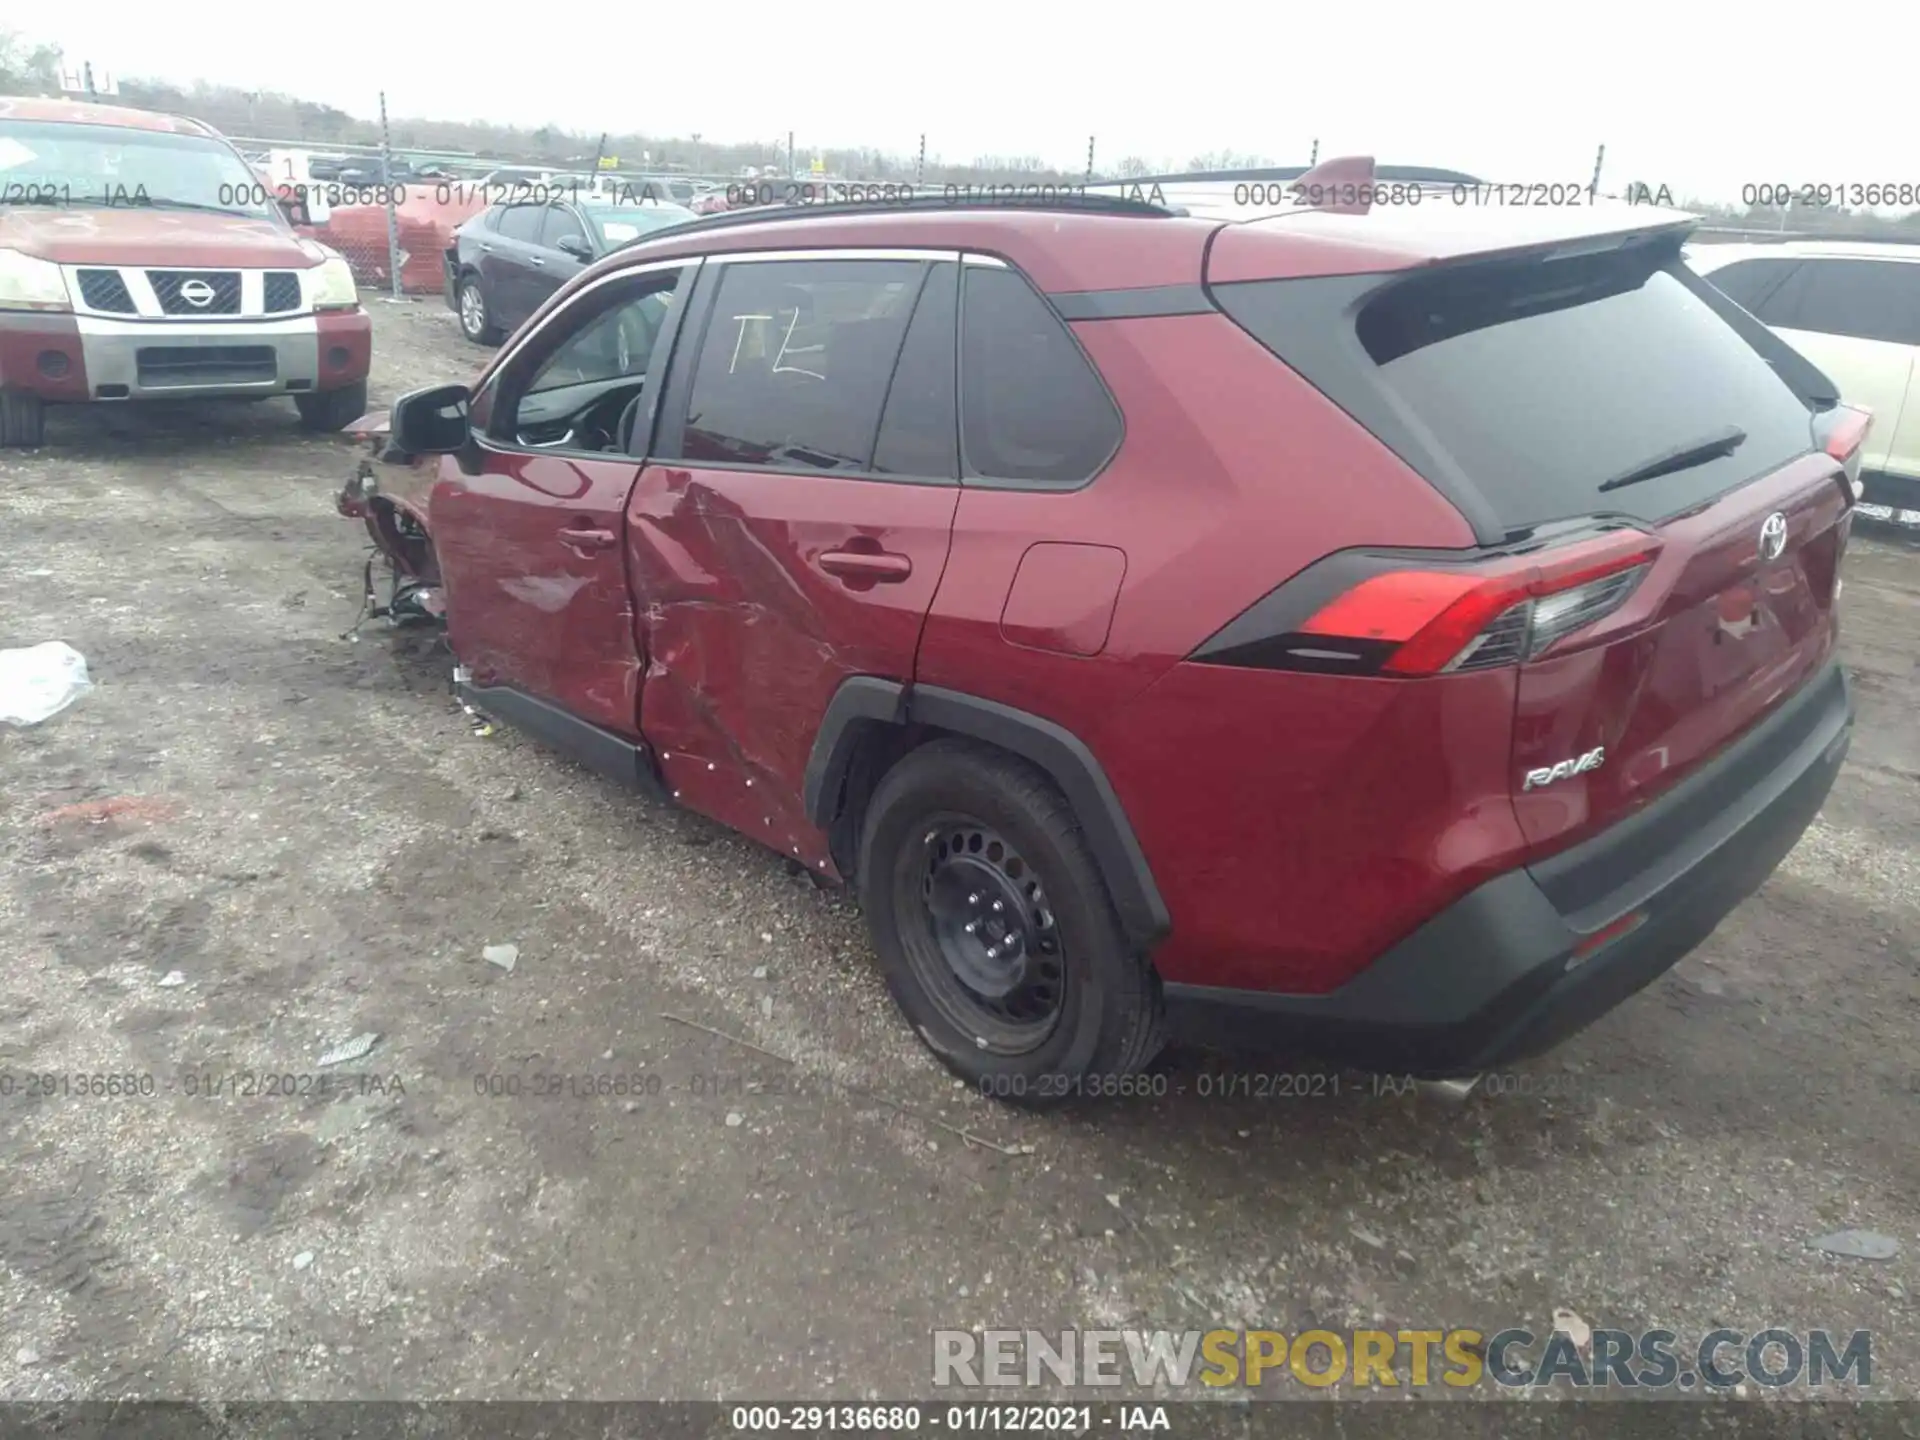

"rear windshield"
[1214, 244, 1818, 533]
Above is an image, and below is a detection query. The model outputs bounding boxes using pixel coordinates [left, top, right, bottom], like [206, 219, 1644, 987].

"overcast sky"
[31, 0, 1920, 204]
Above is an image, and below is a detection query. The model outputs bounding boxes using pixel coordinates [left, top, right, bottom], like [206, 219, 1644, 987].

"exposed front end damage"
[336, 410, 446, 631]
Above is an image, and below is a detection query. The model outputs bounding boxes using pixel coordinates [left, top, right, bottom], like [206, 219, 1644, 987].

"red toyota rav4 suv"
[342, 169, 1860, 1100]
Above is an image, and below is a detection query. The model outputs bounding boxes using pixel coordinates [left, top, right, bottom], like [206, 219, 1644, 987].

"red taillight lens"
[1823, 404, 1873, 463]
[1297, 532, 1657, 676]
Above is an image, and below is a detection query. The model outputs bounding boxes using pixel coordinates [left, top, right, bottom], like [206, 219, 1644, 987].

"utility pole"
[787, 131, 795, 178]
[917, 134, 926, 186]
[1309, 137, 1319, 165]
[1086, 135, 1095, 182]
[1589, 143, 1606, 202]
[378, 91, 403, 301]
[83, 61, 96, 97]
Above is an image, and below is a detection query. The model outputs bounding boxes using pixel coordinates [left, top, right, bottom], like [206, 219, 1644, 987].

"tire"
[857, 738, 1165, 1106]
[294, 380, 369, 433]
[457, 273, 502, 345]
[0, 390, 46, 448]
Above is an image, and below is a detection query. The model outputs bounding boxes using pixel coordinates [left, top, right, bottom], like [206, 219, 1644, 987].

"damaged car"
[0, 96, 372, 447]
[341, 170, 1858, 1102]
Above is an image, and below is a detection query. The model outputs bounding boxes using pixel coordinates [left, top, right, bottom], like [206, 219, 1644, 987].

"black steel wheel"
[857, 738, 1165, 1102]
[903, 814, 1065, 1053]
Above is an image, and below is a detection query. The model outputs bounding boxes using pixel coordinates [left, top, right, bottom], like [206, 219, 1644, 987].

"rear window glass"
[1215, 250, 1816, 531]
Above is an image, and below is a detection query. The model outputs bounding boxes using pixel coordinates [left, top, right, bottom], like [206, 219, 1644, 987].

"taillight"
[1822, 404, 1872, 464]
[1197, 531, 1659, 678]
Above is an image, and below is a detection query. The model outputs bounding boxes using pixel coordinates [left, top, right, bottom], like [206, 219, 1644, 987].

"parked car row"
[340, 169, 1863, 1099]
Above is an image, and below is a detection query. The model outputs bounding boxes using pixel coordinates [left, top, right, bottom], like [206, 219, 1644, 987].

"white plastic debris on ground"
[0, 642, 93, 725]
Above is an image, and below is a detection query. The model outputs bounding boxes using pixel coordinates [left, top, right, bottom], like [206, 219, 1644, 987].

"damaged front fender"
[336, 408, 446, 628]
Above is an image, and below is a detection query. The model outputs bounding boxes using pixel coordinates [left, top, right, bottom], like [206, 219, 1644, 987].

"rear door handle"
[528, 255, 546, 267]
[558, 524, 617, 551]
[819, 549, 912, 582]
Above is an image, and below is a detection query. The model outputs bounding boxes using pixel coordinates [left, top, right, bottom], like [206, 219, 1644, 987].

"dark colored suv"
[345, 168, 1860, 1100]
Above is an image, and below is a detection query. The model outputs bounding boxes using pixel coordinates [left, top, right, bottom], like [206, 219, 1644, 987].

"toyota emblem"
[178, 278, 217, 308]
[1758, 511, 1788, 563]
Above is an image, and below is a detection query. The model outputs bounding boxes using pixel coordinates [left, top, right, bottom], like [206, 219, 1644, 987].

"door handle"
[479, 243, 494, 254]
[819, 549, 912, 582]
[528, 256, 546, 267]
[558, 524, 617, 551]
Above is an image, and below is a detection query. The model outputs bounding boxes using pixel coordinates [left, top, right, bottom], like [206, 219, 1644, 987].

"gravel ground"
[0, 297, 1916, 1407]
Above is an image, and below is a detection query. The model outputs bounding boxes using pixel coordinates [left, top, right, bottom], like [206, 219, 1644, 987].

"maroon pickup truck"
[0, 95, 372, 447]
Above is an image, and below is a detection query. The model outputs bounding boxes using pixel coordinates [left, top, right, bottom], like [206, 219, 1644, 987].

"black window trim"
[869, 260, 961, 481]
[650, 245, 967, 488]
[469, 256, 699, 462]
[956, 251, 1127, 492]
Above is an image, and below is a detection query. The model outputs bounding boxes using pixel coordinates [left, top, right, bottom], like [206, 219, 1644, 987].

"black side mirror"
[276, 194, 310, 227]
[556, 235, 594, 261]
[391, 383, 472, 454]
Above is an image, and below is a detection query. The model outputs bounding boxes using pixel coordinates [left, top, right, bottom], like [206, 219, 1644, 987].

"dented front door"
[432, 450, 643, 735]
[625, 464, 957, 862]
[623, 253, 964, 865]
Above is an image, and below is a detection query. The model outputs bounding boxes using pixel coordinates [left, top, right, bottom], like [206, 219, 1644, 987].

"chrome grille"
[148, 270, 242, 315]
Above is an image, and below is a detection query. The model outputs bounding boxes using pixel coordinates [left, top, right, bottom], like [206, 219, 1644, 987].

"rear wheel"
[0, 390, 46, 448]
[458, 274, 502, 344]
[294, 380, 369, 432]
[857, 739, 1164, 1106]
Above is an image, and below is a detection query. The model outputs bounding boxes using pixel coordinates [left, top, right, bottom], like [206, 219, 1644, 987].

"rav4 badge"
[1523, 746, 1606, 791]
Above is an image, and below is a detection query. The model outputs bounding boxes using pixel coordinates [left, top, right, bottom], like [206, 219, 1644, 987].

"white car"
[1687, 240, 1920, 518]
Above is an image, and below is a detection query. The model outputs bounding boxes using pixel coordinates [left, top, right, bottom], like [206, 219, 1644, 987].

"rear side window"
[1756, 258, 1920, 346]
[495, 205, 543, 243]
[872, 262, 959, 480]
[678, 258, 922, 472]
[960, 265, 1121, 486]
[1215, 247, 1818, 531]
[1698, 256, 1800, 314]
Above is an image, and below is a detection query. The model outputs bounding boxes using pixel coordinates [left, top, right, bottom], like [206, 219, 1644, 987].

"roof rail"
[621, 189, 1185, 248]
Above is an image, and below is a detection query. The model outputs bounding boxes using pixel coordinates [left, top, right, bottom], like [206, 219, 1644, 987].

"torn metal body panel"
[336, 410, 445, 628]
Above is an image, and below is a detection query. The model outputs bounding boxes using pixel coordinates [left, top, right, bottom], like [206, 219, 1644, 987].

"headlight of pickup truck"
[308, 255, 360, 311]
[0, 249, 71, 312]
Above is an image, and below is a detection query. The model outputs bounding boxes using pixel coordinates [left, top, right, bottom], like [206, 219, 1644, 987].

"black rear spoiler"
[1677, 264, 1841, 410]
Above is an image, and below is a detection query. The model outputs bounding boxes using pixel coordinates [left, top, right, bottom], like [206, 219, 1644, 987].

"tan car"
[1688, 240, 1920, 517]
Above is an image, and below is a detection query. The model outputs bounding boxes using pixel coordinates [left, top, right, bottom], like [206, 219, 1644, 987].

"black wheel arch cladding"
[803, 679, 1171, 951]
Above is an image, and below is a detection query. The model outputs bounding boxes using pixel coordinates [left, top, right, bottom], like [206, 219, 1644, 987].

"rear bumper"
[1164, 661, 1853, 1077]
[0, 309, 370, 402]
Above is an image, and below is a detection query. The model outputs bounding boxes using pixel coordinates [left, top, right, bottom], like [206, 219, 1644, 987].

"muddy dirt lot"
[1, 298, 1917, 1407]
